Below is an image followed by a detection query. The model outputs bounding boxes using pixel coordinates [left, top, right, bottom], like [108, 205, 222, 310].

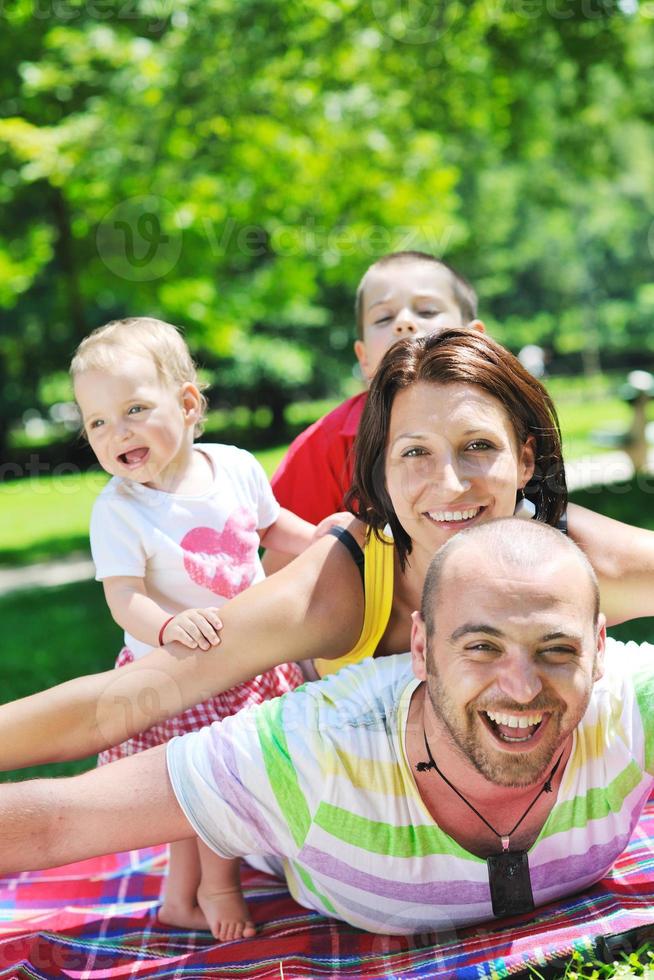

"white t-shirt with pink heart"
[90, 443, 279, 659]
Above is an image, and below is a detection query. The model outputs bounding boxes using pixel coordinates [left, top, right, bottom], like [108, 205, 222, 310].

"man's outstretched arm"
[567, 503, 654, 624]
[0, 745, 194, 875]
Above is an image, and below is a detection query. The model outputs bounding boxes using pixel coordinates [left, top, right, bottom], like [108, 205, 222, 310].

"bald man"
[1, 518, 653, 935]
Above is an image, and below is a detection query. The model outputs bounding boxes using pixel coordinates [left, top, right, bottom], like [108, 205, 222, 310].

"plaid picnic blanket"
[3, 799, 654, 980]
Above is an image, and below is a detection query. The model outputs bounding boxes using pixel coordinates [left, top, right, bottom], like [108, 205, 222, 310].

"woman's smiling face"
[385, 381, 535, 562]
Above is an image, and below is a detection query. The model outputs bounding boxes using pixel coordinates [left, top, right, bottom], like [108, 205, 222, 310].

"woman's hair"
[347, 329, 567, 570]
[70, 317, 208, 435]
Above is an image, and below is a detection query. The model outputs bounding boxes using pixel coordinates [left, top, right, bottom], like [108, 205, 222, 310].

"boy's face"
[355, 259, 484, 382]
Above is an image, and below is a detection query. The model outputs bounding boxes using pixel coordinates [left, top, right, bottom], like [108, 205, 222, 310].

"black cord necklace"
[417, 729, 564, 918]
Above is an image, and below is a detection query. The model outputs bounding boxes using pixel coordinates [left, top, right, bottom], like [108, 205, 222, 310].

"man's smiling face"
[413, 542, 605, 789]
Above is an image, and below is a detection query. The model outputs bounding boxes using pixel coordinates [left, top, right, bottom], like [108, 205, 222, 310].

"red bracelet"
[158, 616, 175, 646]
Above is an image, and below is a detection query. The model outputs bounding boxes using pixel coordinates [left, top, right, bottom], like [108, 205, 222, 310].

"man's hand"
[160, 608, 223, 650]
[313, 512, 352, 542]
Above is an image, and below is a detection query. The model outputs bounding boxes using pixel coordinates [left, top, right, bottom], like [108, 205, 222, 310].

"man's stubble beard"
[424, 660, 592, 789]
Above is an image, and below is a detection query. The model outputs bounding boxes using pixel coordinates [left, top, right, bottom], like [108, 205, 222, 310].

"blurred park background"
[1, 0, 654, 779]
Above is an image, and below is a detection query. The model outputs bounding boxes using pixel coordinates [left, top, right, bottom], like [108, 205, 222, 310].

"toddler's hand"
[161, 608, 223, 651]
[312, 512, 351, 542]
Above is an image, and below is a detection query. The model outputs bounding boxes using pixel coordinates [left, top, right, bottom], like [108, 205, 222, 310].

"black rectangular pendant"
[487, 850, 535, 918]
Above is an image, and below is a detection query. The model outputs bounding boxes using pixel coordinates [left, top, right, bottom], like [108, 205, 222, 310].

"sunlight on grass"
[252, 444, 288, 477]
[557, 398, 632, 458]
[1, 380, 652, 565]
[0, 469, 108, 565]
[0, 447, 287, 565]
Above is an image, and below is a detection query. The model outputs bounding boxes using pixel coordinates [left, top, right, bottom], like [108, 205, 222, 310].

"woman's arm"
[0, 529, 365, 771]
[567, 503, 654, 625]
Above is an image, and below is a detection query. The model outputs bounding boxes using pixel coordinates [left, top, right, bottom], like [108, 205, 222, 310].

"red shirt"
[271, 392, 367, 523]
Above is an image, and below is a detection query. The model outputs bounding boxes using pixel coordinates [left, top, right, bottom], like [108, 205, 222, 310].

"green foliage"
[571, 479, 654, 533]
[529, 944, 654, 980]
[1, 1, 654, 461]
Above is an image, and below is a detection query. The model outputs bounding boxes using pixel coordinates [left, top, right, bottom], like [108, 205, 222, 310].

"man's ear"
[354, 339, 372, 382]
[411, 610, 428, 682]
[180, 382, 202, 427]
[593, 614, 607, 683]
[467, 318, 486, 334]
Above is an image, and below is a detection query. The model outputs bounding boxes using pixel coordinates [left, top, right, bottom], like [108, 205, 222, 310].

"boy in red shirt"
[264, 251, 484, 571]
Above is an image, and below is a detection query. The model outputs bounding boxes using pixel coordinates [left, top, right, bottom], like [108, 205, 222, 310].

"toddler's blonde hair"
[70, 317, 208, 435]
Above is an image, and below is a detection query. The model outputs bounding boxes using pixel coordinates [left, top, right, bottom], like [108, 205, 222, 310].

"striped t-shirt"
[166, 638, 654, 934]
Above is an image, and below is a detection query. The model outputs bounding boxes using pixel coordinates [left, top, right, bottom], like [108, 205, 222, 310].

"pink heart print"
[181, 508, 259, 599]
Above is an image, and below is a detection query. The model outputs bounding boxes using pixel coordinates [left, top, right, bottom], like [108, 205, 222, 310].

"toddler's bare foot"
[157, 897, 209, 932]
[197, 883, 256, 942]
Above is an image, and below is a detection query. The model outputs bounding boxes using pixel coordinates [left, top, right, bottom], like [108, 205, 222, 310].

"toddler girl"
[71, 317, 314, 941]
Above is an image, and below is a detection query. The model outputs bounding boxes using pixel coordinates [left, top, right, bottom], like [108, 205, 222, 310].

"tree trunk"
[51, 188, 86, 341]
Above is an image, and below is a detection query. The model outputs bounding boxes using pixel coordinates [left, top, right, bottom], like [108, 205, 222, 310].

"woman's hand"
[312, 512, 352, 542]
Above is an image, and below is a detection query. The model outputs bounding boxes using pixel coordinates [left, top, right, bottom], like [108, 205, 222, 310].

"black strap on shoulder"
[327, 525, 365, 584]
[556, 509, 568, 535]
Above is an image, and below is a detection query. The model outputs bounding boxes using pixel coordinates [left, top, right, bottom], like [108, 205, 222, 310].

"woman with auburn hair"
[0, 329, 652, 767]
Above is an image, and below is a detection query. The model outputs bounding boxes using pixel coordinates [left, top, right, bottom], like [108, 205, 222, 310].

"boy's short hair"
[354, 250, 478, 340]
[70, 317, 208, 435]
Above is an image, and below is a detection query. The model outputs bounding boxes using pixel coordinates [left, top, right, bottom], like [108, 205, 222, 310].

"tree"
[1, 0, 653, 467]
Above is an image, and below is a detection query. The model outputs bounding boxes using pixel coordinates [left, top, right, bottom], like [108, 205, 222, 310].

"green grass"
[0, 578, 121, 782]
[534, 944, 654, 980]
[1, 378, 652, 567]
[0, 446, 289, 567]
[558, 397, 633, 459]
[570, 481, 654, 531]
[0, 469, 108, 566]
[547, 373, 654, 460]
[250, 443, 288, 477]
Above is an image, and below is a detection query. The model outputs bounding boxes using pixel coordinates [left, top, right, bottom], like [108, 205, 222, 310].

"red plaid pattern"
[5, 804, 654, 977]
[97, 647, 303, 765]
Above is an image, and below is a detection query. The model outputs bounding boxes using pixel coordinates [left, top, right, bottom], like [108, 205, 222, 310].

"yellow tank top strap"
[314, 527, 394, 678]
